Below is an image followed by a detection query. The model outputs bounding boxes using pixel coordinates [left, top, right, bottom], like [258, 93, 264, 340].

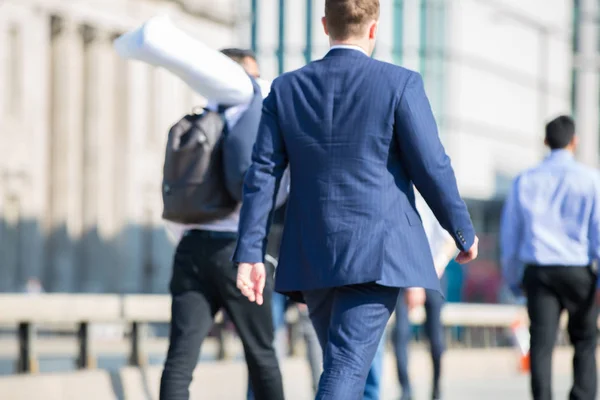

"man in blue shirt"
[501, 115, 600, 400]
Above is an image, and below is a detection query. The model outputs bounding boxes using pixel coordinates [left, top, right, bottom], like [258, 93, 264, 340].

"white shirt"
[415, 191, 455, 271]
[329, 44, 369, 56]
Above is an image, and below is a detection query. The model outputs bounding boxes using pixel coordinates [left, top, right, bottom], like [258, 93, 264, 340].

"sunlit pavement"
[0, 347, 585, 399]
[165, 347, 581, 400]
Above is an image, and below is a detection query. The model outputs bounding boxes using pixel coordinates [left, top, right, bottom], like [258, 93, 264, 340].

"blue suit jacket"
[233, 48, 475, 298]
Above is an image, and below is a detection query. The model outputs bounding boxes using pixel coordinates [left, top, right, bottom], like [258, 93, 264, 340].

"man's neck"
[330, 40, 370, 55]
[551, 146, 575, 155]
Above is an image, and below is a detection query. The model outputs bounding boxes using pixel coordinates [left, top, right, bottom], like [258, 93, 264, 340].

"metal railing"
[0, 294, 585, 373]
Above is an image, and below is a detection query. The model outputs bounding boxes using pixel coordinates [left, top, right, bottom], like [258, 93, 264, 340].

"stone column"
[80, 25, 116, 292]
[23, 9, 51, 290]
[0, 14, 7, 121]
[576, 0, 599, 167]
[147, 69, 186, 293]
[119, 61, 151, 294]
[0, 15, 8, 291]
[110, 50, 129, 293]
[47, 16, 85, 292]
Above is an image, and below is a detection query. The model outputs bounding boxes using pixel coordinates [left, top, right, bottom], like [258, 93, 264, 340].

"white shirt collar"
[329, 44, 368, 56]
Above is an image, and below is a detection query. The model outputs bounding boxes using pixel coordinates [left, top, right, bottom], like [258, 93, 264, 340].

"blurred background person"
[114, 18, 286, 399]
[22, 278, 44, 295]
[501, 115, 600, 400]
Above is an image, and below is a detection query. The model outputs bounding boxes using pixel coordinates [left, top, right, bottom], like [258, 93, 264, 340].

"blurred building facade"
[0, 0, 598, 295]
[0, 0, 245, 293]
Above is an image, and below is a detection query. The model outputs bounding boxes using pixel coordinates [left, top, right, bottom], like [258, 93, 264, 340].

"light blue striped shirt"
[500, 149, 600, 290]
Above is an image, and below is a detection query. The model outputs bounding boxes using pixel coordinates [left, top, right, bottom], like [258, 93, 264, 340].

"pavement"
[0, 347, 589, 400]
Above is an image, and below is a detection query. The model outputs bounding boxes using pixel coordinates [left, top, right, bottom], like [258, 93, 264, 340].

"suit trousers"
[159, 230, 284, 400]
[303, 283, 400, 400]
[523, 265, 598, 400]
[365, 335, 386, 400]
[394, 288, 445, 398]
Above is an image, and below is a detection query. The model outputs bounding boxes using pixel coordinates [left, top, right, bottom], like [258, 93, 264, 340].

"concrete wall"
[0, 0, 242, 293]
[443, 0, 573, 199]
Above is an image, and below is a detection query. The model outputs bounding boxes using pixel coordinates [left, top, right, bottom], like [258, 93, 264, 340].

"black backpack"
[161, 108, 238, 224]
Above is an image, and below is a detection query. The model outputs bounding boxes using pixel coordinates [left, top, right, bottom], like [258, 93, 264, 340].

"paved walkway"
[1, 347, 588, 399]
[141, 347, 581, 400]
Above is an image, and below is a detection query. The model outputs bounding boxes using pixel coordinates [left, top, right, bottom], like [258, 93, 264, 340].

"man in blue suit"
[233, 0, 478, 398]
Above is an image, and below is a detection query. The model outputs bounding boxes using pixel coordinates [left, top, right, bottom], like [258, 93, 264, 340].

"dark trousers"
[523, 265, 598, 400]
[159, 230, 284, 400]
[394, 289, 445, 398]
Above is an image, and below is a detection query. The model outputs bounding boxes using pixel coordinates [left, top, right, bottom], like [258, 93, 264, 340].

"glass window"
[277, 0, 285, 75]
[304, 0, 313, 64]
[571, 0, 580, 114]
[392, 0, 404, 65]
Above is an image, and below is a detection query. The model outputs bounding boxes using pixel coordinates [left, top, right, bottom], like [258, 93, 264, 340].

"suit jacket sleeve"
[394, 71, 475, 251]
[232, 80, 289, 263]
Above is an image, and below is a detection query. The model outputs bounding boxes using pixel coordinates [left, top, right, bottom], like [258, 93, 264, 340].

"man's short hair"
[545, 115, 575, 150]
[325, 0, 380, 40]
[220, 48, 256, 64]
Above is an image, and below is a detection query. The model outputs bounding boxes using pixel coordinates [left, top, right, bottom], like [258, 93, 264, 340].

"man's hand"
[405, 287, 426, 310]
[455, 235, 479, 264]
[236, 262, 266, 305]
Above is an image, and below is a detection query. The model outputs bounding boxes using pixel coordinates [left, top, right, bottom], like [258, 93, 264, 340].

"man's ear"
[369, 20, 379, 40]
[322, 16, 329, 36]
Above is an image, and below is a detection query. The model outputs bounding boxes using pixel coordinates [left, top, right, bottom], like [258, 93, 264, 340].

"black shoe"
[432, 386, 441, 400]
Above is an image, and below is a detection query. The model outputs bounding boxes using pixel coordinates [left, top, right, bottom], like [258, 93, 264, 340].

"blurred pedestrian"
[501, 115, 600, 400]
[23, 277, 44, 294]
[114, 18, 286, 399]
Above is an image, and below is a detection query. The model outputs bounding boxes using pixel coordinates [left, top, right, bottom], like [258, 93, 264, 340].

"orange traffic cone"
[519, 352, 530, 373]
[511, 319, 530, 373]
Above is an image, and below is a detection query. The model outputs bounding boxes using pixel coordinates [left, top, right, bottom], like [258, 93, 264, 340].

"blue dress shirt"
[500, 149, 600, 293]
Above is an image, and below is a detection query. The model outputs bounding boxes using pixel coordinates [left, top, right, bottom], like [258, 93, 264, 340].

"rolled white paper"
[113, 15, 254, 106]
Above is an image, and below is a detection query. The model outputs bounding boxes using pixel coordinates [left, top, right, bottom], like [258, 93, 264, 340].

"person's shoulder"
[515, 164, 539, 180]
[571, 160, 600, 187]
[509, 167, 534, 192]
[571, 159, 598, 174]
[370, 58, 415, 74]
[268, 66, 308, 92]
[366, 59, 417, 85]
[366, 61, 429, 101]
